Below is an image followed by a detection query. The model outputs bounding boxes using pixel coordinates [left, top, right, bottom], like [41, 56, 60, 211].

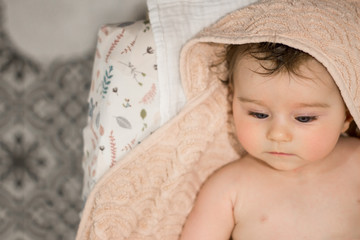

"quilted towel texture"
[76, 0, 360, 239]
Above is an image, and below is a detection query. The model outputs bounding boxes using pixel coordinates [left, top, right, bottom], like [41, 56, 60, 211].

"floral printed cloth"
[81, 20, 160, 202]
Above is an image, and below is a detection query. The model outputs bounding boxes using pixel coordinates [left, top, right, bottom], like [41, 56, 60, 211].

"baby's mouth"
[268, 152, 294, 156]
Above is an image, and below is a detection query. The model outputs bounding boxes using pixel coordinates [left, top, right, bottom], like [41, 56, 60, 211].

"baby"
[180, 42, 360, 239]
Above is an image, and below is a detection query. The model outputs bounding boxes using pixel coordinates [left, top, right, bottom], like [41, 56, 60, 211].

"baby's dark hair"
[221, 42, 360, 138]
[223, 42, 312, 87]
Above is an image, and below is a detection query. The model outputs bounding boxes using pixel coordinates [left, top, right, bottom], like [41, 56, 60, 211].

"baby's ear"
[342, 110, 353, 133]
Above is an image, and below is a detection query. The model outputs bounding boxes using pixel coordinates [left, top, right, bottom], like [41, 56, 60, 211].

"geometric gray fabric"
[0, 0, 147, 239]
[0, 21, 91, 240]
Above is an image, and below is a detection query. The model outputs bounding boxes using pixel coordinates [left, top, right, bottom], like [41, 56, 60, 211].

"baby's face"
[232, 56, 350, 171]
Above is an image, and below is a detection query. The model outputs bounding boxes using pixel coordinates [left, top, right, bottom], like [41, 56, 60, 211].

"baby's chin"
[254, 155, 309, 172]
[263, 161, 301, 172]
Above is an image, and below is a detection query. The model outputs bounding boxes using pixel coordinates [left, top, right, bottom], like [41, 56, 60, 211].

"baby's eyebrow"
[237, 97, 266, 106]
[295, 102, 330, 108]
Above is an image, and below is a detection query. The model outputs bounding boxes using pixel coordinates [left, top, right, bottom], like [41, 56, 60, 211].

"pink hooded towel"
[76, 0, 360, 239]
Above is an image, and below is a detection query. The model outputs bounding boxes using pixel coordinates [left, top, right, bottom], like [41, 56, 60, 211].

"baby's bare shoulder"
[206, 159, 246, 187]
[213, 156, 255, 177]
[207, 156, 261, 190]
[210, 159, 245, 181]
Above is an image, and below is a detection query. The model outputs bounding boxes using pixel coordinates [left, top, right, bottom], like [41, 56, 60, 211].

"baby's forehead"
[235, 54, 336, 87]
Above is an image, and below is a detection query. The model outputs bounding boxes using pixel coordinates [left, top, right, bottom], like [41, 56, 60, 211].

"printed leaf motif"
[105, 69, 113, 79]
[143, 20, 151, 32]
[121, 138, 137, 152]
[142, 123, 148, 132]
[116, 116, 132, 129]
[118, 61, 145, 86]
[88, 98, 95, 118]
[102, 65, 113, 99]
[122, 98, 131, 108]
[95, 112, 100, 128]
[109, 130, 117, 168]
[99, 125, 104, 136]
[139, 83, 156, 104]
[105, 29, 125, 63]
[120, 39, 136, 55]
[140, 109, 147, 120]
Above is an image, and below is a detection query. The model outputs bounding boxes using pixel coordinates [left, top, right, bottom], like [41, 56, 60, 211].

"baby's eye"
[249, 112, 269, 119]
[295, 116, 317, 123]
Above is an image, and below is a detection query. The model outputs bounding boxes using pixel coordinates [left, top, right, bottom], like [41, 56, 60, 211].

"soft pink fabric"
[76, 0, 360, 239]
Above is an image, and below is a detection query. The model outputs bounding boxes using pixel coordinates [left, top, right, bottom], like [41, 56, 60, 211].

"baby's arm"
[180, 163, 238, 240]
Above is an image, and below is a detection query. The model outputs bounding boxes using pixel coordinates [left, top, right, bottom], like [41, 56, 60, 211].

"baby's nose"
[266, 121, 292, 142]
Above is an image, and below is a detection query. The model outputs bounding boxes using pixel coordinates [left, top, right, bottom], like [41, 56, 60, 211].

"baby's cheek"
[301, 129, 340, 161]
[235, 122, 261, 153]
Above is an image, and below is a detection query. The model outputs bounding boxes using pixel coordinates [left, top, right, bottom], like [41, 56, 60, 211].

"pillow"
[82, 0, 258, 202]
[81, 20, 160, 202]
[147, 0, 258, 124]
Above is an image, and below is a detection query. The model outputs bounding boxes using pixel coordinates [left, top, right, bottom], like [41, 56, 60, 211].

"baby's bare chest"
[232, 173, 360, 239]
